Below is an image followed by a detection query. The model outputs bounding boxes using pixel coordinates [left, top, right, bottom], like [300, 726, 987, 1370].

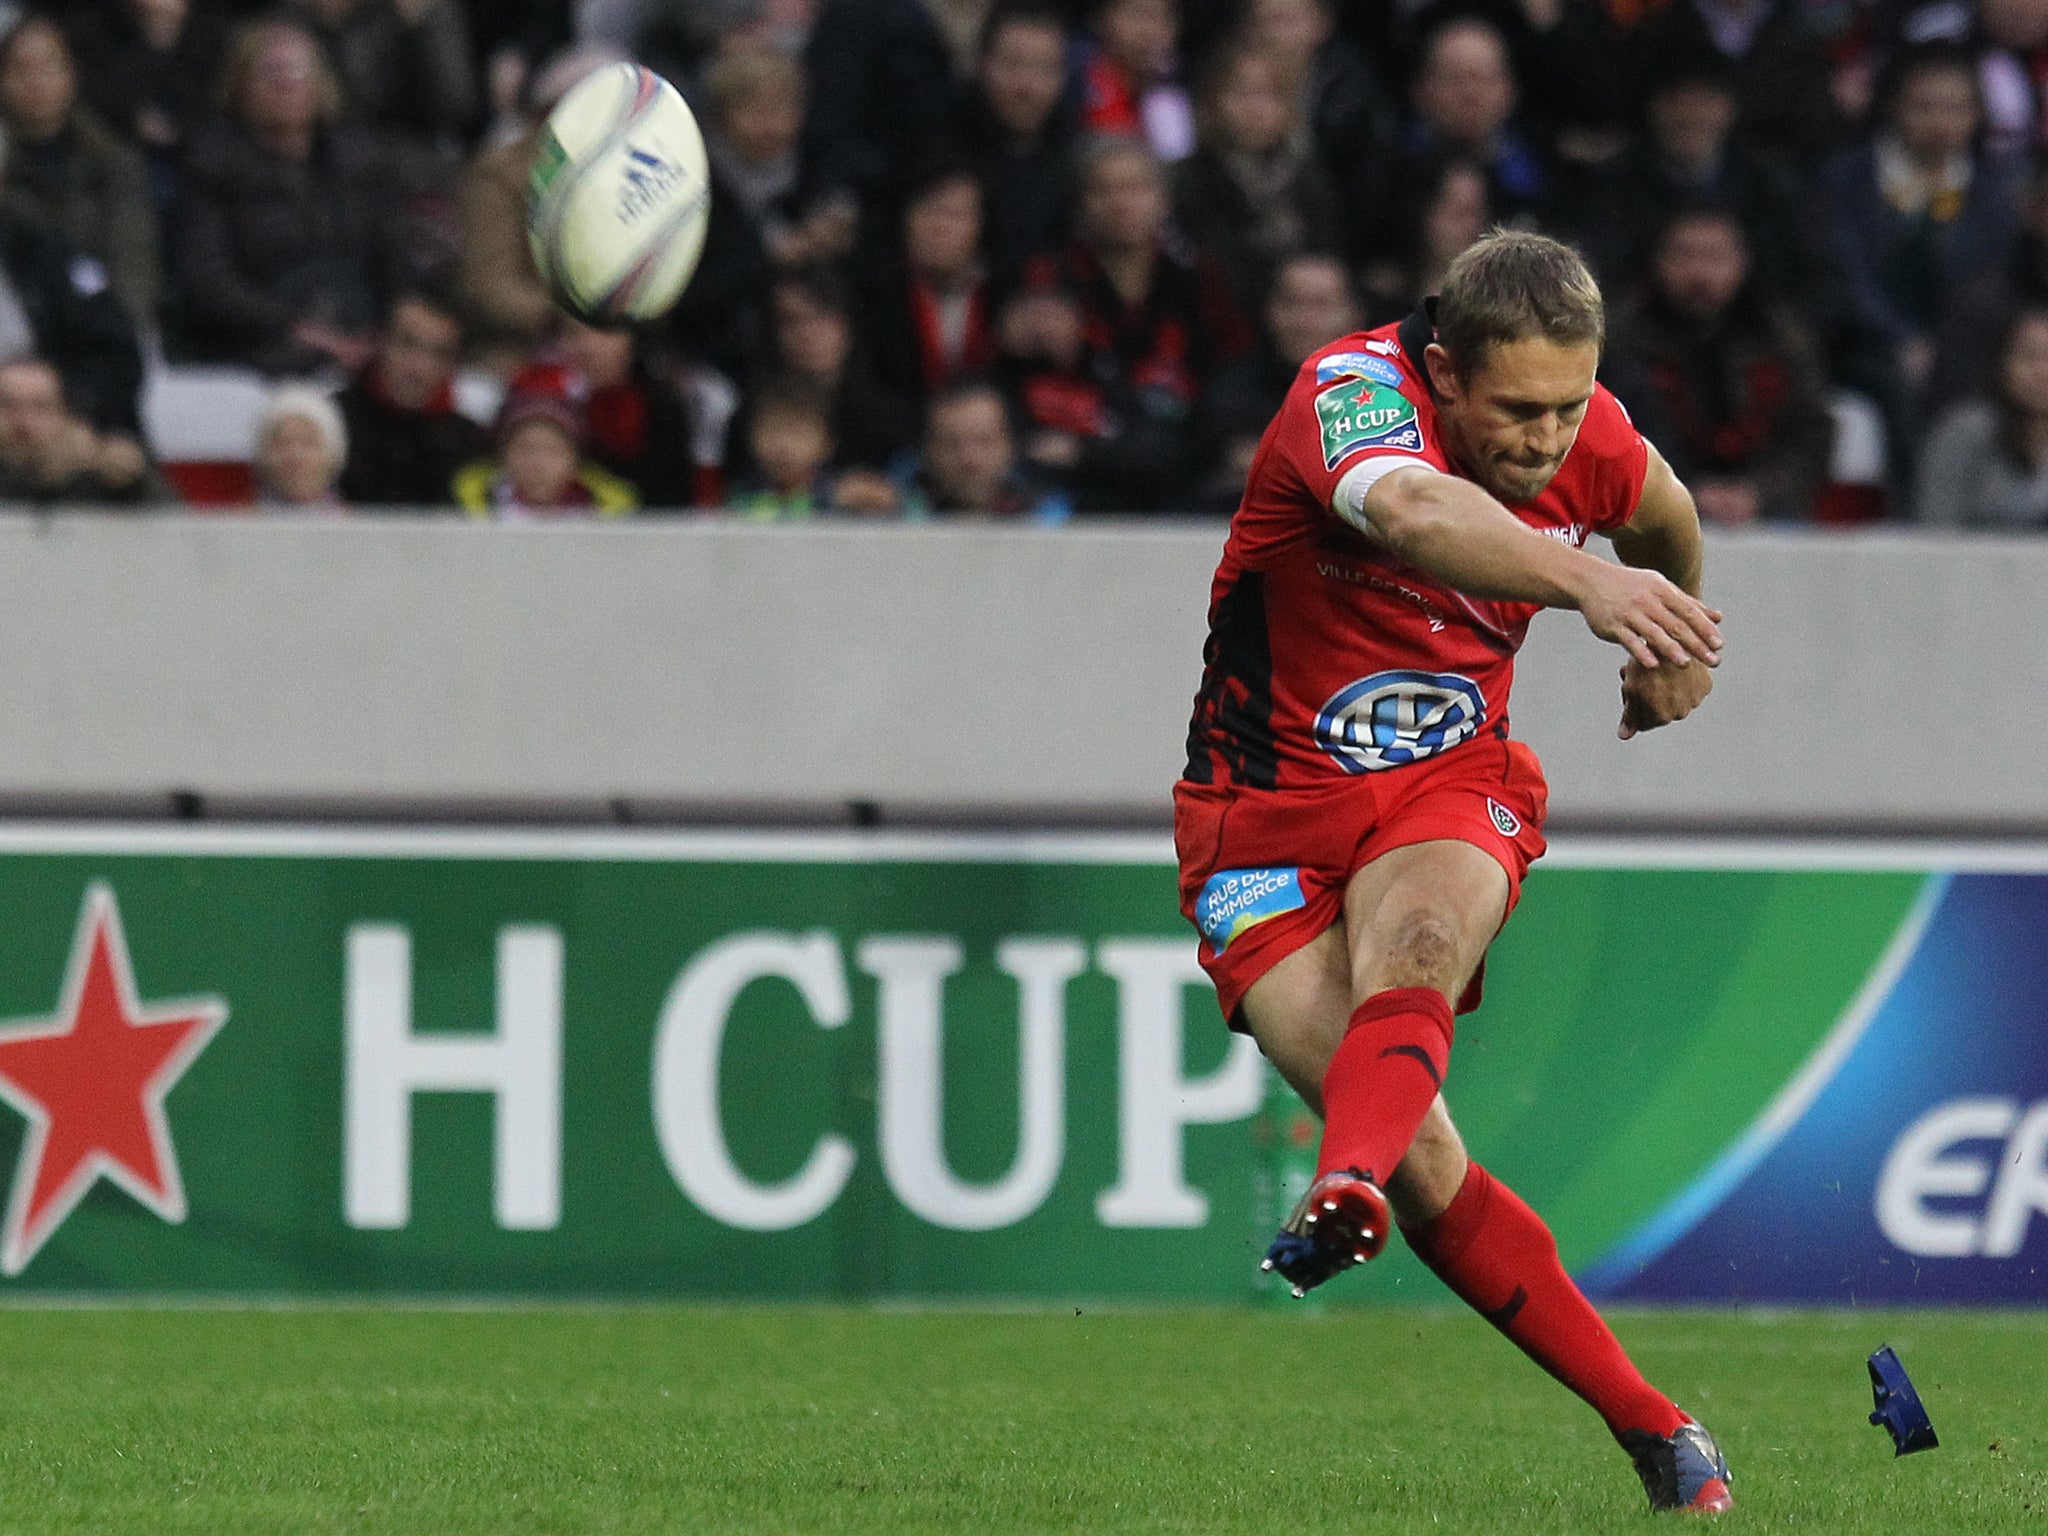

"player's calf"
[1261, 1168, 1390, 1297]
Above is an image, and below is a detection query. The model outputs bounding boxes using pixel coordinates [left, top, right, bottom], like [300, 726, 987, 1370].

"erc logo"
[1876, 1096, 2048, 1258]
[0, 886, 226, 1276]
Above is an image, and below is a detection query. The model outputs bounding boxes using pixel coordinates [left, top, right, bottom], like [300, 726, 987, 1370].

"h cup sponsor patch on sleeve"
[1315, 378, 1422, 468]
[1314, 670, 1486, 773]
[1487, 798, 1522, 837]
[1195, 867, 1307, 951]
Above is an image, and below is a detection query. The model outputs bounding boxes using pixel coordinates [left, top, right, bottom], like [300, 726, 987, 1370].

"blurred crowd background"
[3, 0, 2048, 525]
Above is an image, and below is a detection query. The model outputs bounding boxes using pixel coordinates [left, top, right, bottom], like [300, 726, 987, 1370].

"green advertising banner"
[0, 827, 1933, 1301]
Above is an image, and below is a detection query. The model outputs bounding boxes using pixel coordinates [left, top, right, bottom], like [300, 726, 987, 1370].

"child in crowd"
[730, 375, 900, 517]
[453, 366, 638, 518]
[731, 375, 838, 519]
[554, 318, 694, 509]
[252, 385, 348, 511]
[766, 265, 919, 469]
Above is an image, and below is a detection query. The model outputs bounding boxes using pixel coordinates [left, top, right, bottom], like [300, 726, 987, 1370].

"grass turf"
[0, 1305, 2038, 1534]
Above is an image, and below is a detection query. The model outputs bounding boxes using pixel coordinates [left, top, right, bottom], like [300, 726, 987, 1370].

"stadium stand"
[3, 0, 2045, 524]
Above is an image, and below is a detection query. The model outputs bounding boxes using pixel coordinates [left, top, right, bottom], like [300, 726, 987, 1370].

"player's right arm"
[1347, 463, 1723, 671]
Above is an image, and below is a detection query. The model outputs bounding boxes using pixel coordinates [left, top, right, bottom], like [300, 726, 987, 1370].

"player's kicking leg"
[1253, 839, 1499, 1293]
[1239, 839, 1734, 1514]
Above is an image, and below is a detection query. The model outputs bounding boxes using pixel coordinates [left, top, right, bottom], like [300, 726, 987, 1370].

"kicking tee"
[1183, 304, 1648, 791]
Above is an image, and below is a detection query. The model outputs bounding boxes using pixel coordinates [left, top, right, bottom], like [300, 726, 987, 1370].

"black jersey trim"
[1395, 301, 1438, 388]
[1183, 570, 1280, 789]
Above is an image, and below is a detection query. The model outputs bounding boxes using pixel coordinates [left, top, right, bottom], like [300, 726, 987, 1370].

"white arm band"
[1331, 456, 1434, 535]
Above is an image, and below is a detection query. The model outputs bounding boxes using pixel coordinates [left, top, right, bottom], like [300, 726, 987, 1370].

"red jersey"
[1183, 305, 1648, 791]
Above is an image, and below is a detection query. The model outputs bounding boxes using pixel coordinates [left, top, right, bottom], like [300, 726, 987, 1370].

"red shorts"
[1172, 736, 1550, 1030]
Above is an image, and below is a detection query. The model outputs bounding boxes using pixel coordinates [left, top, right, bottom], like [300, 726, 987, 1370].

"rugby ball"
[527, 63, 711, 324]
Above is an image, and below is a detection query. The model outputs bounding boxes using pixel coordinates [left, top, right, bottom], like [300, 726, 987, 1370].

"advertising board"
[0, 828, 2037, 1303]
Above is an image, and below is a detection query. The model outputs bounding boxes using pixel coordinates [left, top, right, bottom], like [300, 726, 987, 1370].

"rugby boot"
[1621, 1418, 1734, 1514]
[1260, 1168, 1389, 1297]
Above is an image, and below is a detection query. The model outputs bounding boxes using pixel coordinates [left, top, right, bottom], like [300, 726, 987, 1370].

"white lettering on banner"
[343, 925, 563, 1230]
[1983, 1100, 2048, 1257]
[1094, 939, 1264, 1227]
[863, 936, 1085, 1230]
[650, 931, 854, 1231]
[1875, 1097, 2029, 1257]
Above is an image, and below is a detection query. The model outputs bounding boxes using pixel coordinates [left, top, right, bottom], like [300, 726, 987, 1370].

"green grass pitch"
[0, 1305, 2039, 1534]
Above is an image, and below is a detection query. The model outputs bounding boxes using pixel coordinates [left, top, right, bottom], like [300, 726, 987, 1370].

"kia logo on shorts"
[1313, 670, 1486, 773]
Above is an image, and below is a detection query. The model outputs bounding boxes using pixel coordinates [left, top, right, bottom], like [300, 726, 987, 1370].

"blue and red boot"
[1260, 1168, 1390, 1297]
[1622, 1419, 1735, 1514]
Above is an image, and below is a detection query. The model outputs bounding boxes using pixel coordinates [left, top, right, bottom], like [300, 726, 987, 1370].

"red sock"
[1315, 986, 1453, 1183]
[1403, 1161, 1685, 1441]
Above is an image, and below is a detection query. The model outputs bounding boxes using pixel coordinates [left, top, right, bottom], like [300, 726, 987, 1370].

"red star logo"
[0, 885, 227, 1276]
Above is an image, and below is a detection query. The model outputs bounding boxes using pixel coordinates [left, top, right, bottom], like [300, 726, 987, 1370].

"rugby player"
[1176, 230, 1733, 1514]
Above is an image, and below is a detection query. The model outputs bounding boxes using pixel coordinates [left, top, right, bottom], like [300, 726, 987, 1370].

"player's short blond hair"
[1436, 229, 1604, 376]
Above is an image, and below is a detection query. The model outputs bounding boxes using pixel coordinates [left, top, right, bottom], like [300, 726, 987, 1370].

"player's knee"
[1367, 909, 1465, 995]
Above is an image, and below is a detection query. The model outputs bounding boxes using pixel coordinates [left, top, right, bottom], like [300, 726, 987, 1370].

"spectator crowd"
[6, 0, 2048, 526]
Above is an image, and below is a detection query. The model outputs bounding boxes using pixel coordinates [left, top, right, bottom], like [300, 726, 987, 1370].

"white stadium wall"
[0, 513, 2036, 830]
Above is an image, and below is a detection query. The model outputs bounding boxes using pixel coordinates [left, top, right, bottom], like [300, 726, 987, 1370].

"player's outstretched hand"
[1618, 657, 1713, 739]
[1574, 563, 1722, 671]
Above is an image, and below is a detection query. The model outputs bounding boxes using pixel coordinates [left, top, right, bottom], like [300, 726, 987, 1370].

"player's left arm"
[1601, 441, 1716, 740]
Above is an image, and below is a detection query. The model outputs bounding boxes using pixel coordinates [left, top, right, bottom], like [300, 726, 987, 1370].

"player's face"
[1425, 336, 1598, 505]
